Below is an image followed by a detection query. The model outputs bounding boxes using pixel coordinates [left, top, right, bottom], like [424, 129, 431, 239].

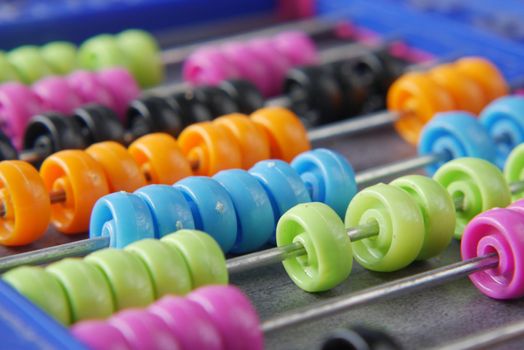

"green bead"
[434, 158, 511, 239]
[78, 34, 127, 71]
[7, 46, 52, 83]
[0, 52, 21, 82]
[277, 202, 353, 292]
[47, 258, 114, 322]
[125, 239, 192, 297]
[117, 29, 164, 87]
[391, 175, 455, 260]
[40, 41, 78, 75]
[3, 266, 71, 325]
[161, 230, 228, 288]
[85, 248, 155, 311]
[504, 144, 524, 201]
[345, 183, 424, 272]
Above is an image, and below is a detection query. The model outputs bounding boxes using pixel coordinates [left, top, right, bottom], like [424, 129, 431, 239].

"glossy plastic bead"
[3, 266, 71, 325]
[110, 309, 181, 349]
[251, 107, 311, 162]
[0, 131, 18, 161]
[40, 150, 109, 233]
[419, 112, 496, 174]
[127, 95, 184, 137]
[345, 184, 425, 272]
[504, 144, 524, 201]
[90, 192, 155, 248]
[85, 249, 155, 310]
[74, 105, 126, 145]
[0, 52, 20, 82]
[7, 46, 52, 83]
[188, 285, 264, 350]
[32, 76, 82, 114]
[71, 321, 129, 350]
[462, 207, 524, 299]
[454, 57, 509, 102]
[128, 133, 192, 185]
[174, 177, 237, 251]
[434, 158, 511, 239]
[387, 72, 454, 145]
[96, 68, 141, 120]
[86, 142, 146, 192]
[250, 160, 311, 243]
[47, 259, 114, 322]
[135, 185, 195, 237]
[150, 296, 223, 350]
[117, 29, 164, 87]
[125, 239, 192, 297]
[67, 70, 117, 108]
[183, 46, 238, 86]
[40, 42, 78, 75]
[480, 96, 524, 168]
[277, 203, 352, 292]
[248, 38, 290, 95]
[272, 31, 318, 66]
[292, 148, 357, 218]
[0, 161, 50, 245]
[219, 79, 264, 114]
[391, 175, 455, 260]
[77, 35, 127, 72]
[214, 169, 274, 253]
[161, 230, 228, 288]
[213, 113, 270, 168]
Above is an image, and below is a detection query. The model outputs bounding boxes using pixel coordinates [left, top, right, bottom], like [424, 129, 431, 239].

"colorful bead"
[40, 41, 78, 75]
[7, 46, 52, 83]
[504, 144, 524, 201]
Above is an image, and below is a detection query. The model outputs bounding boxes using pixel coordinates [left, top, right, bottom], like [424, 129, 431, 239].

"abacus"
[2, 1, 524, 349]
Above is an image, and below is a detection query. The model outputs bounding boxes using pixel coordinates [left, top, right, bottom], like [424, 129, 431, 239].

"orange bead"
[250, 107, 310, 162]
[453, 57, 509, 102]
[0, 161, 50, 245]
[387, 72, 454, 145]
[428, 64, 485, 114]
[40, 150, 109, 234]
[213, 113, 270, 168]
[128, 133, 192, 184]
[177, 122, 242, 176]
[86, 142, 147, 192]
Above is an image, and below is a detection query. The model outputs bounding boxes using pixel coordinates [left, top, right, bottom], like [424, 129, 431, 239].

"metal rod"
[261, 254, 499, 333]
[434, 319, 524, 350]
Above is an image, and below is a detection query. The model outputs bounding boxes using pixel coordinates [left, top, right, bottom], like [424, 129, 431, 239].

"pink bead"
[0, 82, 42, 149]
[272, 31, 319, 66]
[68, 70, 118, 110]
[32, 76, 82, 115]
[461, 207, 524, 300]
[508, 199, 524, 215]
[96, 68, 141, 121]
[183, 47, 239, 86]
[71, 320, 130, 350]
[188, 286, 263, 350]
[110, 309, 181, 350]
[149, 296, 223, 350]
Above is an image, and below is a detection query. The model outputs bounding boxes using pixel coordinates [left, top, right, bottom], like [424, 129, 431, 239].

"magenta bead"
[188, 286, 263, 350]
[96, 68, 141, 121]
[0, 82, 42, 149]
[247, 38, 290, 96]
[508, 199, 524, 215]
[110, 309, 181, 350]
[71, 320, 130, 350]
[68, 70, 117, 110]
[183, 47, 239, 86]
[149, 296, 223, 350]
[461, 207, 524, 300]
[272, 31, 319, 66]
[32, 76, 82, 115]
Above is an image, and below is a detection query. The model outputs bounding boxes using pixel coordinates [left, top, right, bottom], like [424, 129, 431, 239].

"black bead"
[321, 325, 402, 350]
[126, 95, 184, 138]
[0, 130, 18, 161]
[73, 104, 125, 145]
[189, 86, 238, 117]
[219, 80, 264, 114]
[168, 92, 213, 127]
[284, 65, 344, 124]
[23, 113, 88, 159]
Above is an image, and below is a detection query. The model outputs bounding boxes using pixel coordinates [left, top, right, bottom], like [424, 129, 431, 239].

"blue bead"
[174, 177, 237, 252]
[480, 96, 524, 168]
[134, 185, 195, 238]
[291, 148, 356, 218]
[249, 160, 311, 243]
[89, 192, 155, 248]
[214, 169, 274, 253]
[418, 112, 496, 174]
